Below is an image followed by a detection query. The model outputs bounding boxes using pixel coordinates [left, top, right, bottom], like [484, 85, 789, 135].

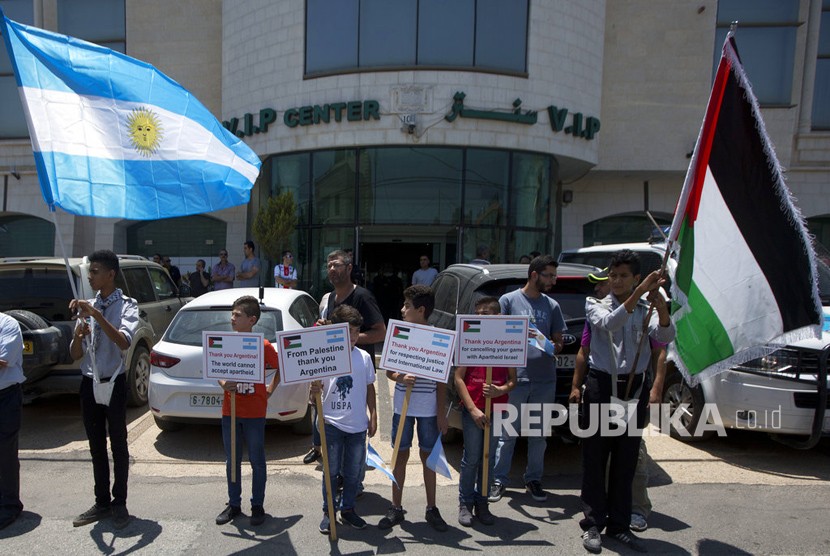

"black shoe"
[425, 506, 448, 532]
[378, 506, 405, 529]
[303, 447, 321, 464]
[609, 531, 647, 553]
[112, 506, 130, 530]
[473, 500, 495, 525]
[215, 504, 241, 525]
[340, 510, 367, 529]
[488, 481, 506, 503]
[73, 504, 112, 527]
[582, 526, 602, 553]
[525, 480, 548, 502]
[0, 508, 22, 531]
[250, 505, 265, 526]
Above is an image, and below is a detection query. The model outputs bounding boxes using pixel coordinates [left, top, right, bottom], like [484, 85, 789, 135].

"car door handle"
[140, 310, 148, 319]
[165, 305, 172, 312]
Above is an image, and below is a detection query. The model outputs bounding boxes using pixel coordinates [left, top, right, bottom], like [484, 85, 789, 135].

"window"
[123, 267, 157, 304]
[0, 0, 33, 138]
[289, 296, 320, 328]
[715, 0, 800, 106]
[57, 0, 126, 54]
[812, 0, 830, 129]
[305, 0, 528, 76]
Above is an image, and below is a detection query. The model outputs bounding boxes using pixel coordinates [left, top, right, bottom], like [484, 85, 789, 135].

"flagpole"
[481, 366, 493, 495]
[316, 391, 337, 541]
[390, 383, 413, 472]
[230, 392, 237, 483]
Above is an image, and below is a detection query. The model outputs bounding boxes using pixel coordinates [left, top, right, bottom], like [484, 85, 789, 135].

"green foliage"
[252, 190, 297, 263]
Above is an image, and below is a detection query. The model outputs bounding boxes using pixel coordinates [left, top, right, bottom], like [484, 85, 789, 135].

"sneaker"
[630, 513, 648, 532]
[525, 480, 548, 502]
[473, 500, 495, 526]
[303, 447, 321, 464]
[425, 506, 448, 532]
[457, 503, 473, 527]
[250, 505, 265, 526]
[73, 504, 112, 527]
[378, 506, 405, 529]
[215, 504, 241, 525]
[487, 482, 506, 503]
[112, 506, 130, 530]
[319, 514, 330, 535]
[582, 526, 602, 553]
[609, 531, 647, 553]
[340, 510, 367, 529]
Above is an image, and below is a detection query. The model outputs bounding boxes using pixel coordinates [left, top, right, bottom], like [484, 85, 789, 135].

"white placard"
[202, 331, 265, 383]
[276, 323, 352, 384]
[380, 319, 457, 383]
[455, 315, 529, 367]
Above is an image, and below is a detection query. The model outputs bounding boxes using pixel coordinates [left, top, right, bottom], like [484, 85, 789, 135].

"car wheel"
[662, 373, 715, 442]
[6, 308, 49, 330]
[153, 415, 184, 432]
[6, 309, 63, 383]
[291, 406, 313, 435]
[126, 345, 151, 407]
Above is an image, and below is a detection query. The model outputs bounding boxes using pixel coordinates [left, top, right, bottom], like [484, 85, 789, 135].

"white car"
[148, 288, 319, 432]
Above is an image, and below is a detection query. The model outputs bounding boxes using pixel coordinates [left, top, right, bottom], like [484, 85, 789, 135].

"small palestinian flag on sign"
[283, 335, 302, 349]
[393, 326, 410, 340]
[208, 336, 223, 348]
[463, 320, 481, 333]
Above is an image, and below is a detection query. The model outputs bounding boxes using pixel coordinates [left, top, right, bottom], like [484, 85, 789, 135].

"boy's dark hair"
[329, 304, 363, 328]
[528, 254, 558, 279]
[403, 284, 434, 318]
[474, 296, 501, 314]
[327, 249, 352, 267]
[610, 249, 641, 276]
[89, 250, 120, 276]
[244, 240, 255, 252]
[232, 295, 261, 322]
[196, 259, 206, 267]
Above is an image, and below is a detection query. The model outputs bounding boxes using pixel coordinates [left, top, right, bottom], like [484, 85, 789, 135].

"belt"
[588, 368, 644, 382]
[0, 382, 22, 394]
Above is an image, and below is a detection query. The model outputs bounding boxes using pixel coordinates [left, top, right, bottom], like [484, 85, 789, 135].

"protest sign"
[202, 331, 265, 383]
[455, 315, 529, 367]
[276, 323, 352, 384]
[380, 319, 457, 383]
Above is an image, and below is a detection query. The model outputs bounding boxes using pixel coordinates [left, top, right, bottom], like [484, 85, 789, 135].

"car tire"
[291, 406, 313, 435]
[126, 345, 151, 407]
[6, 309, 63, 383]
[6, 308, 49, 330]
[153, 415, 184, 432]
[662, 373, 715, 442]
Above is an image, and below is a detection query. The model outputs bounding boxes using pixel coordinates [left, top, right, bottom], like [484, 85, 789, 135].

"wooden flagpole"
[230, 391, 236, 483]
[390, 382, 413, 471]
[316, 391, 337, 541]
[481, 366, 493, 494]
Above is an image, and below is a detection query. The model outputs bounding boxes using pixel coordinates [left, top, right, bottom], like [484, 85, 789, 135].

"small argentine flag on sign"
[242, 337, 258, 351]
[432, 332, 451, 348]
[366, 443, 397, 485]
[505, 320, 525, 334]
[326, 328, 345, 344]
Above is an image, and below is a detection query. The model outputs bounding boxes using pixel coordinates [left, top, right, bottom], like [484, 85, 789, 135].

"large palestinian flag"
[667, 32, 822, 384]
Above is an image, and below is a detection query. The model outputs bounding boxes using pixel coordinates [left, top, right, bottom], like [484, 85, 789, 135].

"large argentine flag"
[0, 12, 260, 219]
[667, 32, 822, 384]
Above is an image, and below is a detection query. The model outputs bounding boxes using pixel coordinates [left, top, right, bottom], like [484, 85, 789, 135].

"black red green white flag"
[667, 32, 822, 384]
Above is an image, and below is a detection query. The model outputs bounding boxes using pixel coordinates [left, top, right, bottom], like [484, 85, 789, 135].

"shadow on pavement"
[0, 510, 41, 538]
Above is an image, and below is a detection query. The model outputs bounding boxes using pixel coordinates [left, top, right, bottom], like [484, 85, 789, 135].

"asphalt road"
[3, 373, 830, 555]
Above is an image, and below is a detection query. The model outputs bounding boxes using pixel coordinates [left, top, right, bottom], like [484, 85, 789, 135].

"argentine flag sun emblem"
[127, 107, 164, 157]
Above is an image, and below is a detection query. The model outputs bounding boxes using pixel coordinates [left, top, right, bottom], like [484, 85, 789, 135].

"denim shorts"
[390, 413, 439, 452]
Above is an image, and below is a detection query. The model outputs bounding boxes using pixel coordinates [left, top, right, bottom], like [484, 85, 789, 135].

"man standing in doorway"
[212, 250, 235, 291]
[411, 255, 438, 286]
[489, 255, 566, 505]
[236, 241, 261, 288]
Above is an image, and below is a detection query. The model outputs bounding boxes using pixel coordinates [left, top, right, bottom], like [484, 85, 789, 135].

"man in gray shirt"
[489, 255, 566, 505]
[236, 240, 261, 288]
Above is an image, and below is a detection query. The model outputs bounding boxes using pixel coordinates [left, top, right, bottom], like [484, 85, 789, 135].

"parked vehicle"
[148, 287, 318, 432]
[559, 240, 830, 448]
[428, 262, 599, 434]
[0, 255, 189, 406]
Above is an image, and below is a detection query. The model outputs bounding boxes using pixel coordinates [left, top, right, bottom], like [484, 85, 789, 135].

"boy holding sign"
[380, 285, 449, 532]
[216, 296, 280, 527]
[310, 305, 378, 534]
[454, 297, 517, 527]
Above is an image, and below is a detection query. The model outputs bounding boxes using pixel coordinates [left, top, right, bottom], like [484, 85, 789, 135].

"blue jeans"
[222, 416, 266, 507]
[493, 380, 556, 485]
[322, 424, 366, 512]
[459, 407, 497, 505]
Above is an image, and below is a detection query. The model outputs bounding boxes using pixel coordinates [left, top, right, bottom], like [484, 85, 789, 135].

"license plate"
[23, 341, 33, 355]
[556, 354, 576, 370]
[189, 394, 224, 407]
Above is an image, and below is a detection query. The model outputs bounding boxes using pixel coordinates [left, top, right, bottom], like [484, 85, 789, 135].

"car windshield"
[164, 308, 285, 346]
[0, 267, 78, 321]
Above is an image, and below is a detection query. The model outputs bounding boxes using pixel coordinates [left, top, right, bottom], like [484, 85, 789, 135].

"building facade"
[1, 0, 828, 297]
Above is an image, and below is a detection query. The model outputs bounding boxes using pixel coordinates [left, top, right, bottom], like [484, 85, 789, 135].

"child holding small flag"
[380, 284, 449, 532]
[454, 297, 516, 526]
[215, 296, 280, 527]
[310, 304, 378, 534]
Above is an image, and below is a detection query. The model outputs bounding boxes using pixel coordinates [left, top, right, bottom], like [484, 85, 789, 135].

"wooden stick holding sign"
[230, 391, 236, 483]
[274, 323, 353, 543]
[390, 382, 413, 470]
[481, 366, 493, 493]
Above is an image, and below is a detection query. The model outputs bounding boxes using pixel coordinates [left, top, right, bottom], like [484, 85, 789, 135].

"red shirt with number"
[462, 366, 510, 409]
[222, 339, 279, 418]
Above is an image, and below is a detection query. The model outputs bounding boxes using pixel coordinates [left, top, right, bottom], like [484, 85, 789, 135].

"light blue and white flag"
[425, 436, 453, 480]
[528, 325, 555, 356]
[366, 442, 397, 485]
[0, 11, 260, 219]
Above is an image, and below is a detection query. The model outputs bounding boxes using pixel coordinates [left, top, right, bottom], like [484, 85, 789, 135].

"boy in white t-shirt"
[311, 304, 378, 534]
[379, 284, 449, 532]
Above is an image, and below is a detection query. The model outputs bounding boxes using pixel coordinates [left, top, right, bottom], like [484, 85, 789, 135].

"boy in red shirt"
[454, 297, 516, 527]
[215, 296, 280, 527]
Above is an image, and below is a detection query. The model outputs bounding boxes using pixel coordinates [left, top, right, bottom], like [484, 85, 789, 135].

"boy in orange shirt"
[215, 296, 280, 527]
[454, 297, 516, 526]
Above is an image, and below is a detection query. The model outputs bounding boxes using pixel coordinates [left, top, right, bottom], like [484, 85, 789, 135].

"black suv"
[429, 262, 599, 433]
